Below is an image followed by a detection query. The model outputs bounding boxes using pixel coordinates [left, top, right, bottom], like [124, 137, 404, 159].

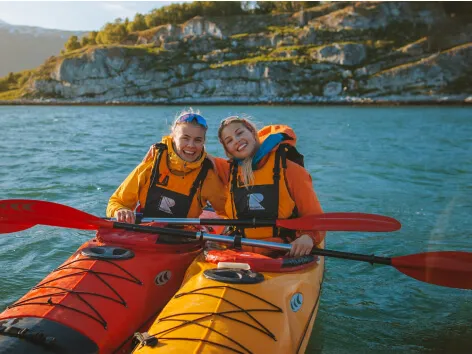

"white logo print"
[248, 193, 265, 211]
[158, 196, 176, 214]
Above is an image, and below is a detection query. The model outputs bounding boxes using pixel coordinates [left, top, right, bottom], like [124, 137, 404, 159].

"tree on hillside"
[254, 1, 319, 14]
[197, 1, 244, 16]
[95, 1, 247, 45]
[65, 35, 81, 52]
[88, 31, 98, 45]
[7, 72, 16, 84]
[80, 36, 90, 47]
[144, 1, 244, 28]
[127, 13, 148, 32]
[96, 20, 128, 44]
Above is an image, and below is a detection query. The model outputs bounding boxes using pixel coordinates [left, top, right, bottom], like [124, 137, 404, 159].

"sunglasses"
[177, 113, 208, 128]
[219, 116, 245, 127]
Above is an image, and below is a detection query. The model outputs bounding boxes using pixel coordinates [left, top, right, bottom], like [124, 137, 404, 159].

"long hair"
[218, 116, 260, 186]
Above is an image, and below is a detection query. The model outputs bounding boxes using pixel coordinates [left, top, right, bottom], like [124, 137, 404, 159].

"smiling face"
[172, 123, 206, 162]
[220, 122, 258, 159]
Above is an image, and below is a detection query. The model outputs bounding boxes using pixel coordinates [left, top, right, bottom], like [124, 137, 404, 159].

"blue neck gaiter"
[234, 133, 284, 170]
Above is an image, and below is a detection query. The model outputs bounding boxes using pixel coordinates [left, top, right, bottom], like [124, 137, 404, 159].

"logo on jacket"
[248, 193, 265, 211]
[290, 292, 303, 312]
[158, 196, 176, 214]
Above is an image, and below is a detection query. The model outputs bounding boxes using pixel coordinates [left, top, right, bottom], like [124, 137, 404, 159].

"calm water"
[0, 106, 471, 353]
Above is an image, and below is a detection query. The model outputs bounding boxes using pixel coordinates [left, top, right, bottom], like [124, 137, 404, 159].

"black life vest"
[142, 143, 212, 218]
[229, 143, 304, 242]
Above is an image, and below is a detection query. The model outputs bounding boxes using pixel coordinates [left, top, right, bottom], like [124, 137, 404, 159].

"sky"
[0, 1, 183, 31]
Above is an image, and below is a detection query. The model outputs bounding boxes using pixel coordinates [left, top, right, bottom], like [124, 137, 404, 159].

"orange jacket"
[106, 136, 227, 218]
[213, 126, 325, 245]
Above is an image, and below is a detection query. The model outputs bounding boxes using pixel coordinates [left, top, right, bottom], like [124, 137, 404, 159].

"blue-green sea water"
[0, 106, 471, 353]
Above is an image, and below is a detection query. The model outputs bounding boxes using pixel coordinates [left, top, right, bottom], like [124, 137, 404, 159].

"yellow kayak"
[133, 243, 324, 354]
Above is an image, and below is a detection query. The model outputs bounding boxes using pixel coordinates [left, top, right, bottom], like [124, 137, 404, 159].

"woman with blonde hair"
[215, 116, 325, 257]
[106, 109, 226, 222]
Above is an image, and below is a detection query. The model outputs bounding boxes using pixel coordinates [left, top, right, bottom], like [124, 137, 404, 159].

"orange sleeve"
[211, 156, 231, 185]
[284, 161, 326, 245]
[106, 160, 153, 217]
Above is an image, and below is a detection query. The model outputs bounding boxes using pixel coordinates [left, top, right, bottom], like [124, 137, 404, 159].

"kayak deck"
[134, 244, 324, 354]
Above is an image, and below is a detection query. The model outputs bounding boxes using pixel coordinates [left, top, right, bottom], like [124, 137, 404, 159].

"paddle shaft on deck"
[138, 217, 275, 227]
[113, 221, 289, 250]
[114, 222, 392, 265]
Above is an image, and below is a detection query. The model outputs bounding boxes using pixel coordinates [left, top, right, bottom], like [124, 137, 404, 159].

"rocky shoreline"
[1, 2, 471, 104]
[2, 94, 472, 106]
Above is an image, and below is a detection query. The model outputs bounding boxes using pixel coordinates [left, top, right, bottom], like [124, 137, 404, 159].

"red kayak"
[0, 218, 223, 354]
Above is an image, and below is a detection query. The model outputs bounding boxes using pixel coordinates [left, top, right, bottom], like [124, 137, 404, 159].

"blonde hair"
[171, 107, 208, 138]
[218, 115, 260, 186]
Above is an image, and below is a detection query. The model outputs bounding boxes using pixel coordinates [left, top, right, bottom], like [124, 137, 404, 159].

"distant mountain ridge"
[0, 19, 85, 76]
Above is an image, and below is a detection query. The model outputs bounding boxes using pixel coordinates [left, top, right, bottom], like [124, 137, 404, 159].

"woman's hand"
[288, 234, 314, 257]
[142, 145, 156, 163]
[114, 208, 136, 224]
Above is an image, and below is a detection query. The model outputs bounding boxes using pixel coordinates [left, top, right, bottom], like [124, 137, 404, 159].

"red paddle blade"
[320, 212, 400, 223]
[277, 213, 401, 232]
[392, 251, 472, 290]
[0, 199, 111, 233]
[0, 221, 35, 233]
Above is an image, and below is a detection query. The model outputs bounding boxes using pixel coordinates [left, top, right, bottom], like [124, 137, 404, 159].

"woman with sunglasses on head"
[214, 116, 325, 258]
[106, 109, 226, 223]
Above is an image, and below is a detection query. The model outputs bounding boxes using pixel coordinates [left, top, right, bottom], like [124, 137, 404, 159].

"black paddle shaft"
[115, 222, 391, 266]
[199, 218, 274, 227]
[113, 222, 198, 238]
[311, 248, 392, 265]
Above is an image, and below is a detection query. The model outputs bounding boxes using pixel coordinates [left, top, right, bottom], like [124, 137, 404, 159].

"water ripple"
[1, 105, 471, 353]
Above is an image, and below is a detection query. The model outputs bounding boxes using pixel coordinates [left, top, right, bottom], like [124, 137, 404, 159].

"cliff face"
[7, 2, 472, 103]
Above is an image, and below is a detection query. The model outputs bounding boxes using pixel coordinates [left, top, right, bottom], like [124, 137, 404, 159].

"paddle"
[0, 199, 401, 233]
[0, 200, 468, 290]
[0, 221, 35, 233]
[132, 212, 401, 232]
[309, 248, 472, 290]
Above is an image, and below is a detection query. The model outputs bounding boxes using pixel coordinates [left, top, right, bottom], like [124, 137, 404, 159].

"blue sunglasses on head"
[176, 113, 208, 128]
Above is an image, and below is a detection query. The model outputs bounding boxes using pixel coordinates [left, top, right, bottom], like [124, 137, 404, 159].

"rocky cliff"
[2, 2, 472, 104]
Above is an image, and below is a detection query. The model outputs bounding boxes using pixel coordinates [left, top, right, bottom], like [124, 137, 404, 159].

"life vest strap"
[188, 158, 212, 206]
[149, 143, 168, 188]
